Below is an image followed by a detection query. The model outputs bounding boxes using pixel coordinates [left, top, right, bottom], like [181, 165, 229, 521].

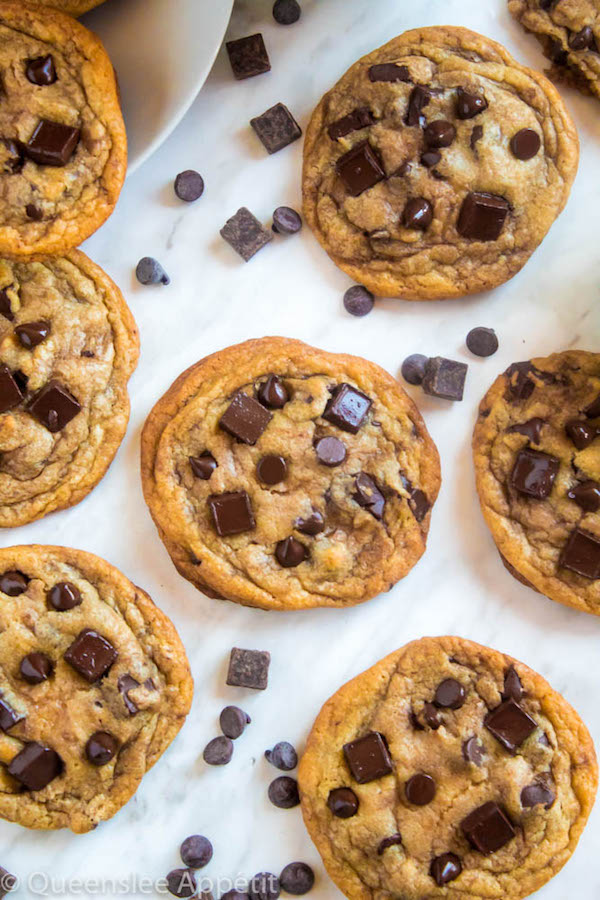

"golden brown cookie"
[0, 544, 193, 833]
[299, 636, 597, 900]
[0, 1, 126, 257]
[303, 26, 578, 300]
[473, 351, 600, 616]
[141, 337, 440, 611]
[0, 251, 139, 527]
[31, 0, 106, 15]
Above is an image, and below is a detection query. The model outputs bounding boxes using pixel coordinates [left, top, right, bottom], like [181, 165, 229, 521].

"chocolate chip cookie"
[0, 250, 138, 527]
[298, 636, 597, 900]
[0, 544, 193, 833]
[510, 0, 600, 101]
[0, 1, 127, 257]
[32, 0, 107, 15]
[303, 26, 578, 300]
[141, 337, 440, 611]
[473, 351, 600, 616]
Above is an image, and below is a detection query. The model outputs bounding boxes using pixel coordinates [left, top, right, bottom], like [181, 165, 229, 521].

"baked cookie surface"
[31, 0, 106, 14]
[141, 337, 440, 611]
[509, 0, 600, 100]
[0, 544, 193, 833]
[0, 250, 139, 527]
[299, 636, 597, 900]
[303, 26, 578, 300]
[0, 0, 126, 257]
[473, 351, 600, 616]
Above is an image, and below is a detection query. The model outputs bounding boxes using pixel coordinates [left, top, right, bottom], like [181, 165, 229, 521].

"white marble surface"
[2, 0, 600, 897]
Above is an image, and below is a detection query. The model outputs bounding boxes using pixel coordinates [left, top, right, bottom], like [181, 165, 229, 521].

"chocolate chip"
[471, 124, 484, 150]
[456, 87, 487, 119]
[569, 26, 595, 50]
[504, 362, 536, 402]
[220, 393, 272, 444]
[323, 383, 371, 433]
[166, 868, 197, 899]
[226, 34, 271, 79]
[85, 731, 119, 766]
[507, 418, 544, 444]
[47, 581, 82, 611]
[560, 528, 600, 578]
[510, 128, 541, 161]
[377, 834, 403, 855]
[0, 365, 24, 413]
[295, 511, 324, 535]
[327, 787, 359, 817]
[190, 452, 217, 480]
[265, 741, 297, 770]
[8, 742, 63, 791]
[566, 419, 598, 450]
[521, 779, 555, 809]
[136, 257, 170, 285]
[343, 284, 374, 317]
[328, 107, 374, 140]
[0, 696, 23, 731]
[511, 448, 559, 499]
[409, 489, 430, 522]
[502, 666, 524, 702]
[430, 853, 462, 886]
[369, 63, 411, 82]
[250, 103, 302, 154]
[275, 536, 308, 567]
[25, 119, 79, 167]
[174, 170, 204, 202]
[226, 647, 270, 690]
[203, 735, 234, 766]
[462, 736, 485, 765]
[64, 629, 118, 682]
[268, 775, 300, 808]
[28, 381, 80, 432]
[257, 375, 289, 409]
[402, 197, 433, 230]
[208, 491, 255, 537]
[2, 140, 24, 175]
[25, 204, 43, 221]
[257, 455, 287, 484]
[461, 802, 515, 855]
[405, 85, 430, 126]
[0, 571, 28, 596]
[118, 674, 144, 715]
[220, 207, 273, 261]
[273, 0, 301, 25]
[272, 206, 302, 235]
[180, 835, 213, 869]
[343, 731, 392, 784]
[458, 191, 509, 241]
[0, 289, 14, 321]
[354, 473, 385, 519]
[220, 706, 251, 739]
[485, 699, 537, 753]
[15, 321, 50, 350]
[26, 55, 57, 86]
[466, 327, 498, 357]
[423, 120, 456, 148]
[249, 872, 280, 900]
[12, 370, 28, 395]
[420, 150, 441, 168]
[405, 773, 436, 806]
[547, 38, 568, 65]
[279, 862, 314, 895]
[336, 141, 385, 196]
[315, 436, 346, 467]
[20, 652, 53, 685]
[401, 354, 428, 385]
[434, 678, 465, 709]
[585, 394, 600, 418]
[568, 480, 600, 512]
[422, 357, 467, 401]
[423, 702, 442, 729]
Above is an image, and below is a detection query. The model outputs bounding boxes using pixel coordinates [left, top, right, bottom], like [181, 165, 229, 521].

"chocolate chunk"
[64, 629, 118, 682]
[401, 353, 428, 385]
[86, 731, 119, 766]
[343, 284, 374, 317]
[190, 452, 217, 480]
[15, 321, 50, 349]
[220, 392, 272, 444]
[2, 139, 24, 175]
[203, 735, 233, 765]
[462, 736, 485, 765]
[485, 699, 537, 753]
[295, 511, 325, 535]
[511, 448, 559, 499]
[315, 436, 346, 467]
[0, 289, 14, 321]
[403, 197, 433, 230]
[504, 362, 536, 402]
[547, 37, 568, 65]
[521, 779, 555, 809]
[461, 802, 515, 854]
[328, 107, 374, 140]
[343, 731, 392, 783]
[421, 150, 441, 168]
[566, 419, 598, 450]
[249, 872, 280, 900]
[502, 666, 524, 702]
[265, 741, 297, 770]
[405, 773, 436, 805]
[0, 571, 28, 596]
[327, 787, 358, 817]
[20, 652, 53, 685]
[430, 853, 462, 886]
[220, 706, 250, 739]
[273, 0, 301, 25]
[279, 862, 314, 895]
[25, 120, 79, 167]
[166, 868, 197, 899]
[560, 528, 600, 578]
[569, 26, 595, 50]
[423, 702, 442, 729]
[456, 87, 487, 119]
[458, 192, 509, 241]
[180, 835, 213, 869]
[226, 647, 270, 690]
[422, 357, 467, 401]
[118, 674, 142, 715]
[471, 124, 484, 150]
[0, 696, 23, 731]
[174, 170, 204, 202]
[323, 383, 371, 432]
[8, 742, 62, 791]
[275, 536, 308, 567]
[510, 128, 541, 161]
[220, 207, 273, 262]
[208, 491, 255, 537]
[25, 204, 43, 221]
[250, 103, 302, 154]
[0, 365, 24, 414]
[136, 257, 170, 285]
[257, 455, 287, 484]
[424, 120, 456, 148]
[28, 381, 80, 432]
[377, 834, 403, 855]
[257, 375, 289, 409]
[26, 55, 57, 86]
[47, 581, 81, 611]
[368, 63, 411, 82]
[585, 394, 600, 418]
[409, 489, 430, 522]
[354, 473, 385, 519]
[336, 141, 385, 196]
[405, 85, 430, 126]
[466, 327, 498, 357]
[272, 206, 302, 234]
[226, 34, 271, 79]
[268, 775, 300, 808]
[568, 480, 600, 512]
[507, 418, 544, 444]
[434, 678, 466, 709]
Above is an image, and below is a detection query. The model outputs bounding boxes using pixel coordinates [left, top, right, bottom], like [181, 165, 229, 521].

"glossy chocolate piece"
[336, 141, 385, 196]
[328, 107, 374, 140]
[502, 666, 524, 702]
[295, 511, 325, 535]
[0, 571, 28, 596]
[0, 695, 23, 731]
[405, 86, 430, 126]
[20, 652, 53, 685]
[47, 581, 81, 611]
[507, 418, 544, 444]
[430, 853, 462, 886]
[275, 536, 308, 567]
[323, 383, 371, 433]
[521, 779, 555, 809]
[565, 419, 598, 450]
[402, 197, 433, 230]
[485, 699, 537, 754]
[190, 453, 217, 480]
[368, 63, 411, 82]
[0, 364, 24, 414]
[26, 55, 57, 86]
[462, 736, 485, 765]
[86, 730, 119, 766]
[208, 491, 255, 537]
[28, 381, 81, 432]
[25, 119, 79, 167]
[457, 192, 509, 241]
[256, 455, 287, 484]
[462, 802, 515, 854]
[15, 321, 50, 349]
[343, 731, 392, 784]
[434, 678, 466, 709]
[405, 773, 436, 805]
[423, 120, 456, 148]
[567, 480, 600, 512]
[377, 833, 403, 855]
[8, 741, 63, 791]
[220, 392, 272, 444]
[560, 528, 600, 579]
[64, 628, 118, 682]
[456, 87, 487, 119]
[510, 448, 559, 499]
[354, 473, 385, 519]
[510, 128, 541, 160]
[257, 375, 289, 409]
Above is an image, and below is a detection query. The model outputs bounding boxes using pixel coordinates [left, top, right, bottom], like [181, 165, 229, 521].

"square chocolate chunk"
[0, 696, 23, 732]
[336, 140, 385, 196]
[250, 103, 302, 154]
[510, 448, 559, 499]
[323, 383, 372, 433]
[457, 192, 510, 241]
[422, 357, 467, 401]
[220, 392, 272, 444]
[25, 119, 80, 167]
[64, 628, 118, 682]
[368, 63, 411, 83]
[0, 365, 24, 414]
[343, 731, 392, 784]
[28, 380, 81, 432]
[8, 741, 63, 791]
[220, 207, 273, 262]
[226, 33, 271, 80]
[208, 491, 255, 537]
[484, 699, 537, 754]
[226, 647, 270, 690]
[461, 802, 515, 855]
[328, 107, 374, 140]
[560, 528, 600, 579]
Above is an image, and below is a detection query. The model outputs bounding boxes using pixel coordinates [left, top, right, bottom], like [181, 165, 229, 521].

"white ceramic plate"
[82, 0, 234, 174]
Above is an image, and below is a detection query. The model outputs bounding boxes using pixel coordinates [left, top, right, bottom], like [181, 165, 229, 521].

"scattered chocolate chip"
[327, 787, 358, 818]
[257, 375, 289, 409]
[485, 699, 537, 753]
[203, 735, 234, 766]
[0, 289, 14, 321]
[461, 802, 515, 855]
[510, 128, 541, 161]
[314, 436, 346, 467]
[569, 26, 595, 50]
[26, 54, 57, 85]
[328, 107, 374, 140]
[336, 141, 385, 196]
[220, 706, 251, 739]
[462, 736, 485, 765]
[268, 775, 300, 808]
[507, 418, 544, 444]
[166, 868, 197, 899]
[422, 357, 467, 401]
[180, 835, 213, 869]
[256, 455, 287, 485]
[8, 742, 63, 790]
[226, 647, 270, 690]
[434, 678, 466, 709]
[343, 284, 374, 317]
[220, 207, 273, 261]
[265, 741, 297, 770]
[220, 392, 272, 444]
[430, 853, 462, 886]
[343, 731, 392, 784]
[208, 491, 255, 537]
[28, 381, 80, 432]
[377, 834, 403, 855]
[273, 0, 301, 25]
[20, 652, 53, 685]
[466, 327, 498, 357]
[118, 674, 151, 715]
[64, 629, 118, 682]
[226, 34, 271, 80]
[409, 489, 430, 522]
[456, 87, 487, 119]
[0, 365, 24, 414]
[354, 473, 385, 519]
[25, 204, 43, 221]
[405, 85, 430, 126]
[0, 696, 23, 731]
[174, 170, 204, 202]
[521, 779, 555, 809]
[568, 480, 600, 512]
[272, 206, 302, 235]
[566, 419, 598, 450]
[85, 731, 118, 766]
[424, 120, 456, 148]
[136, 256, 170, 285]
[295, 511, 324, 535]
[560, 528, 600, 578]
[511, 448, 559, 499]
[275, 536, 308, 567]
[251, 103, 302, 154]
[502, 666, 524, 702]
[401, 354, 428, 385]
[470, 124, 484, 151]
[279, 862, 313, 895]
[190, 452, 217, 480]
[25, 119, 79, 167]
[249, 872, 280, 900]
[423, 702, 442, 729]
[405, 773, 436, 806]
[457, 191, 509, 241]
[15, 321, 50, 350]
[0, 571, 28, 596]
[369, 63, 411, 82]
[47, 581, 81, 611]
[403, 197, 433, 230]
[323, 383, 371, 433]
[420, 150, 441, 168]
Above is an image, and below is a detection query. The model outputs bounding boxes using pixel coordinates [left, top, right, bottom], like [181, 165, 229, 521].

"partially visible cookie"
[473, 351, 600, 616]
[30, 0, 106, 14]
[141, 337, 440, 611]
[302, 26, 578, 300]
[0, 544, 193, 833]
[299, 636, 597, 900]
[0, 250, 139, 527]
[509, 0, 600, 100]
[0, 1, 126, 257]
